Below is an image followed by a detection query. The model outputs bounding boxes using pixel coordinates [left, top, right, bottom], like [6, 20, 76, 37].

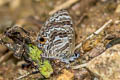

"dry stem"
[75, 19, 113, 50]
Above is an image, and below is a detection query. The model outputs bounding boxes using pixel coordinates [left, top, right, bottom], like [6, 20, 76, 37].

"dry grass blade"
[72, 63, 88, 69]
[16, 72, 31, 80]
[75, 19, 113, 50]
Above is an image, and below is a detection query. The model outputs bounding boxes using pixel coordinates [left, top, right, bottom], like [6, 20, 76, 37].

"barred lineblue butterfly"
[37, 10, 79, 63]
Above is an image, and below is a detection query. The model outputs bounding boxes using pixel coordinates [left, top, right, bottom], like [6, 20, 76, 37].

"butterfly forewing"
[37, 10, 75, 62]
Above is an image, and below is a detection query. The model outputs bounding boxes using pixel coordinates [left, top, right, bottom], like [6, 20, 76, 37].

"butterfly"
[0, 10, 79, 65]
[36, 10, 79, 63]
[0, 10, 79, 79]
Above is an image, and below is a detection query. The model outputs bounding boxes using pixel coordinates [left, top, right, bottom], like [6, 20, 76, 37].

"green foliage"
[28, 44, 53, 78]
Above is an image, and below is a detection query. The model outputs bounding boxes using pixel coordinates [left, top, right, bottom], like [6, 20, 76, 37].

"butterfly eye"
[39, 37, 46, 44]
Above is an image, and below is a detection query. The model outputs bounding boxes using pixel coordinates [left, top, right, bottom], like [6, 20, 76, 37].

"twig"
[16, 72, 31, 80]
[16, 70, 39, 80]
[72, 63, 88, 69]
[49, 0, 79, 15]
[75, 19, 113, 50]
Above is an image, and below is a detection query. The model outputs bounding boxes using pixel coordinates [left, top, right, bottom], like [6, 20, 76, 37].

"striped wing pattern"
[37, 10, 75, 62]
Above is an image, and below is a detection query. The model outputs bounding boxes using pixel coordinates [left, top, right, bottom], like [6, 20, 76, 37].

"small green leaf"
[39, 60, 53, 78]
[28, 44, 53, 78]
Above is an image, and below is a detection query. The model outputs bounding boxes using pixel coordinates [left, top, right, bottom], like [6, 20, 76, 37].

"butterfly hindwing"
[37, 10, 75, 62]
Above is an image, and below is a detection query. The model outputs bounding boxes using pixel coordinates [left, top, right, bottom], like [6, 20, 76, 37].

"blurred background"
[0, 0, 120, 80]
